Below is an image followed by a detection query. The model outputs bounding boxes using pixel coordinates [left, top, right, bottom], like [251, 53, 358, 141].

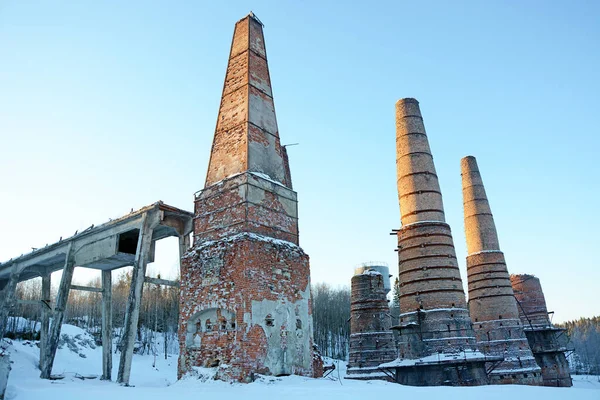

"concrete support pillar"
[178, 233, 190, 261]
[0, 266, 20, 341]
[101, 270, 112, 380]
[117, 213, 156, 385]
[40, 243, 74, 379]
[39, 273, 51, 369]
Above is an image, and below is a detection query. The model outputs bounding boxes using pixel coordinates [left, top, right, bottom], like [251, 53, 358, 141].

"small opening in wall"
[524, 374, 528, 378]
[475, 318, 478, 322]
[451, 303, 455, 307]
[205, 319, 213, 332]
[447, 325, 451, 332]
[512, 375, 517, 379]
[479, 324, 483, 328]
[231, 321, 236, 329]
[499, 315, 503, 319]
[500, 375, 505, 379]
[450, 314, 454, 318]
[265, 315, 274, 327]
[220, 318, 227, 330]
[296, 319, 302, 330]
[117, 229, 140, 254]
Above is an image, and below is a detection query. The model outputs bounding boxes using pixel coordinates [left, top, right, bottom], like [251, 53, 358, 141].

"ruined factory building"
[381, 98, 495, 386]
[461, 156, 542, 385]
[177, 13, 321, 382]
[347, 263, 396, 380]
[511, 274, 573, 387]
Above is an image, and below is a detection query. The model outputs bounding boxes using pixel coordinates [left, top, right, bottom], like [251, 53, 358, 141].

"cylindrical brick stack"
[462, 156, 542, 385]
[511, 274, 573, 387]
[510, 274, 551, 328]
[347, 268, 396, 380]
[390, 98, 489, 386]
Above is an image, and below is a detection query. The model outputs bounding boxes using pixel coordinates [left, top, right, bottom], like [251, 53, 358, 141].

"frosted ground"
[4, 324, 599, 400]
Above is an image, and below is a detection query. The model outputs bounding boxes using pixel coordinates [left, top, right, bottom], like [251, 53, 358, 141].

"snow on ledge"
[379, 350, 489, 368]
[189, 232, 301, 255]
[469, 250, 503, 256]
[249, 172, 287, 188]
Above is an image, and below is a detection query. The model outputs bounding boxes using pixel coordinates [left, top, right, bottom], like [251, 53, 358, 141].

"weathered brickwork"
[178, 13, 320, 382]
[461, 156, 542, 385]
[347, 270, 396, 380]
[511, 274, 572, 387]
[392, 98, 488, 386]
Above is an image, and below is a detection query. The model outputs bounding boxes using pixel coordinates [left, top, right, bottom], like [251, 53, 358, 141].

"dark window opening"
[231, 321, 236, 329]
[205, 319, 212, 332]
[296, 319, 302, 330]
[265, 315, 274, 327]
[118, 229, 140, 254]
[220, 318, 227, 330]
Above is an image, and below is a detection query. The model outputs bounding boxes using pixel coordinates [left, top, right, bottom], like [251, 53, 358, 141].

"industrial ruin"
[462, 156, 542, 385]
[511, 274, 573, 386]
[0, 12, 576, 391]
[347, 263, 396, 379]
[378, 98, 492, 386]
[0, 201, 193, 385]
[177, 13, 320, 381]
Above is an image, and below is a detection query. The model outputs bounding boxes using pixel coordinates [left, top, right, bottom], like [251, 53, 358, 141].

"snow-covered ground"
[4, 324, 600, 400]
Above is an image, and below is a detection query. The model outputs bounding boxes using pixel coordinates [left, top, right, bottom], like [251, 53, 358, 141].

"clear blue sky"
[1, 1, 598, 323]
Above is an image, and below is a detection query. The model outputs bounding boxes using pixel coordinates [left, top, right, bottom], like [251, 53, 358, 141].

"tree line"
[557, 316, 600, 375]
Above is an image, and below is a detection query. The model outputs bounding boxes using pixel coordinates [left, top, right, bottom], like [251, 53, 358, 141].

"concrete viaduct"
[0, 201, 193, 385]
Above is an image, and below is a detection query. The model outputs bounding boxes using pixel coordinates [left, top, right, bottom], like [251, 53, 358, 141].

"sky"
[1, 1, 598, 323]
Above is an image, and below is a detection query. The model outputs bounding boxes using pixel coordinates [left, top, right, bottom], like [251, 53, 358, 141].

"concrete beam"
[70, 285, 103, 293]
[16, 300, 43, 306]
[40, 243, 74, 379]
[144, 277, 179, 288]
[101, 270, 112, 380]
[117, 212, 158, 385]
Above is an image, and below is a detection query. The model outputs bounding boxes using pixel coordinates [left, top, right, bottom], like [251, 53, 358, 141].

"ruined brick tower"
[390, 98, 489, 386]
[178, 13, 319, 381]
[347, 264, 396, 380]
[461, 156, 542, 385]
[510, 274, 573, 387]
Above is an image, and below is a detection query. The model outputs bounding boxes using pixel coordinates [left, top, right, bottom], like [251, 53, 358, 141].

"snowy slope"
[4, 324, 600, 400]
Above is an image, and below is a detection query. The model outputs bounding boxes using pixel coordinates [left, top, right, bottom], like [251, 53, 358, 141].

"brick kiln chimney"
[204, 12, 291, 190]
[347, 264, 396, 380]
[390, 98, 489, 386]
[461, 156, 542, 385]
[511, 274, 573, 386]
[178, 13, 320, 382]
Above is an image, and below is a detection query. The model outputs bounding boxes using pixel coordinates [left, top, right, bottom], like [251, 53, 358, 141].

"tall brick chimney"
[178, 13, 320, 382]
[389, 98, 489, 386]
[461, 156, 542, 385]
